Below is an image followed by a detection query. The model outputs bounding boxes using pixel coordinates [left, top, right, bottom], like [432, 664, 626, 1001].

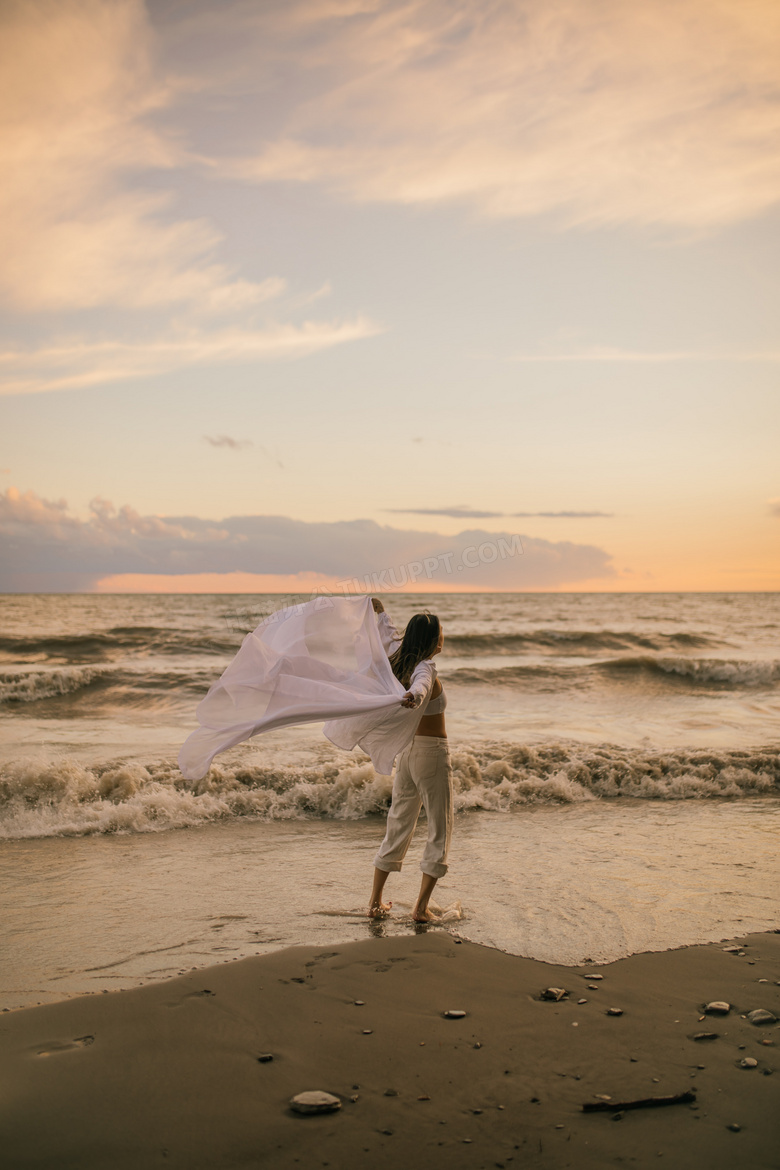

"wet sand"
[0, 930, 777, 1169]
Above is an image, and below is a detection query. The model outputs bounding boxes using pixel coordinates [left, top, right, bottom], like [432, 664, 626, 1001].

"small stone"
[652, 1078, 660, 1084]
[354, 1000, 365, 1006]
[418, 1095, 430, 1101]
[722, 946, 740, 953]
[290, 1091, 341, 1115]
[362, 1029, 373, 1035]
[761, 1038, 774, 1046]
[747, 1009, 778, 1025]
[555, 1123, 564, 1129]
[444, 1009, 467, 1018]
[762, 1069, 774, 1076]
[758, 979, 768, 983]
[594, 1094, 612, 1101]
[462, 1138, 472, 1143]
[384, 1089, 399, 1097]
[691, 1032, 719, 1041]
[589, 974, 604, 980]
[257, 1053, 274, 1063]
[739, 1058, 758, 1069]
[704, 1002, 730, 1015]
[726, 1124, 741, 1133]
[473, 1042, 482, 1049]
[606, 1008, 623, 1016]
[612, 1112, 624, 1121]
[587, 984, 600, 991]
[578, 998, 587, 1004]
[541, 988, 567, 1001]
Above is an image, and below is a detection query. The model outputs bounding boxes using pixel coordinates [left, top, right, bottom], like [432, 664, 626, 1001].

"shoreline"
[1, 930, 777, 1169]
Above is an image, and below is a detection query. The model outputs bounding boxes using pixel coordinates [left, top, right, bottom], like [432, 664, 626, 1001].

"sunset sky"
[1, 0, 778, 593]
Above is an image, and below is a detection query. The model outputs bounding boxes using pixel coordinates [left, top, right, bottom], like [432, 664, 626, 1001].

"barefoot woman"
[368, 605, 452, 923]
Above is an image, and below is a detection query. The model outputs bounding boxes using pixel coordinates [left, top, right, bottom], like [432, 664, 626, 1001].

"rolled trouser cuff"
[373, 857, 403, 873]
[420, 861, 448, 878]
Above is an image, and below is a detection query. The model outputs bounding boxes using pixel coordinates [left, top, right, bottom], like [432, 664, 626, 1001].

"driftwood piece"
[582, 1090, 696, 1113]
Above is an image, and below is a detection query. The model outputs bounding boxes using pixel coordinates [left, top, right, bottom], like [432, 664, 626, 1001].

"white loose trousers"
[373, 736, 453, 878]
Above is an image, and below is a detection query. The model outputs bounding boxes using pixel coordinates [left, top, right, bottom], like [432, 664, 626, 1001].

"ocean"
[1, 592, 779, 1009]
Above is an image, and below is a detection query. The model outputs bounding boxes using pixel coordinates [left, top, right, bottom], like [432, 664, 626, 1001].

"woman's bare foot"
[368, 900, 393, 919]
[412, 905, 440, 923]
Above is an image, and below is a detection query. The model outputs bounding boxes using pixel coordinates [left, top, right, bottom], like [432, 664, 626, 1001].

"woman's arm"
[372, 599, 403, 655]
[401, 660, 436, 708]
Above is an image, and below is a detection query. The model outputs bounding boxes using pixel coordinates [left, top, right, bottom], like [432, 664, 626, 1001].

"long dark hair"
[389, 613, 441, 688]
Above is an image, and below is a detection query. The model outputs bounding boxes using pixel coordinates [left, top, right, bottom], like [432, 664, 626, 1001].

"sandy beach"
[1, 928, 777, 1169]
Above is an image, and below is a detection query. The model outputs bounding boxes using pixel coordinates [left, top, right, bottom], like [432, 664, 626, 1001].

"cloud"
[0, 317, 381, 396]
[385, 506, 613, 519]
[203, 435, 253, 450]
[230, 0, 780, 229]
[0, 486, 615, 592]
[768, 499, 780, 518]
[0, 0, 286, 313]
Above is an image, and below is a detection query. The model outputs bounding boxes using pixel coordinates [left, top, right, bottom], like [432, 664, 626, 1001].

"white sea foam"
[1, 742, 777, 840]
[0, 667, 108, 703]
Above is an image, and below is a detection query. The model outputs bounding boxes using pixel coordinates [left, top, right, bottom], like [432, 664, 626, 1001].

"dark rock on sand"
[290, 1091, 342, 1115]
[746, 1009, 777, 1025]
[704, 1001, 730, 1015]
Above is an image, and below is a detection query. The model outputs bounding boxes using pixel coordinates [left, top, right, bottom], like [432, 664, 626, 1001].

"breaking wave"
[1, 742, 777, 840]
[446, 629, 722, 656]
[0, 626, 240, 663]
[0, 666, 211, 706]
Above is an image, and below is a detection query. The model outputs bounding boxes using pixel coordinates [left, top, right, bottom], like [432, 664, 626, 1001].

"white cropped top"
[424, 685, 447, 716]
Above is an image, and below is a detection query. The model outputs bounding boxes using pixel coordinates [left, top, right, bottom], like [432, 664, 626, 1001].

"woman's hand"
[371, 597, 385, 613]
[401, 692, 417, 708]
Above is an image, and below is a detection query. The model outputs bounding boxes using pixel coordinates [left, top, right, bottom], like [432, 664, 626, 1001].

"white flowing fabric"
[178, 596, 433, 780]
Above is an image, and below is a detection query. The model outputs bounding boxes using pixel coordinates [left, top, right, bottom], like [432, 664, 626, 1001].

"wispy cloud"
[0, 0, 285, 314]
[0, 318, 381, 396]
[229, 0, 780, 230]
[203, 435, 253, 451]
[0, 486, 615, 592]
[385, 506, 613, 519]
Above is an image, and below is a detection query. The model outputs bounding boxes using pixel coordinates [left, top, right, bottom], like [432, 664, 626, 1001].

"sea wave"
[0, 666, 211, 706]
[446, 629, 721, 655]
[446, 655, 780, 691]
[598, 656, 780, 688]
[0, 626, 240, 663]
[1, 743, 777, 839]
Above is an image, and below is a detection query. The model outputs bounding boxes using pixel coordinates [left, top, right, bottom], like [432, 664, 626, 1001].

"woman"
[368, 605, 452, 924]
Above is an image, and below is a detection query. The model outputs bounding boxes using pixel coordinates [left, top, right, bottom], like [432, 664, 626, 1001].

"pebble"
[747, 1009, 778, 1025]
[384, 1089, 399, 1097]
[443, 1010, 467, 1018]
[589, 974, 604, 980]
[256, 1054, 274, 1063]
[578, 999, 588, 1005]
[541, 988, 567, 1001]
[722, 946, 740, 954]
[362, 1029, 373, 1035]
[739, 1058, 758, 1069]
[606, 1008, 623, 1016]
[704, 1001, 730, 1015]
[727, 1124, 741, 1133]
[692, 1032, 719, 1041]
[290, 1091, 342, 1115]
[758, 979, 768, 984]
[354, 1000, 365, 1006]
